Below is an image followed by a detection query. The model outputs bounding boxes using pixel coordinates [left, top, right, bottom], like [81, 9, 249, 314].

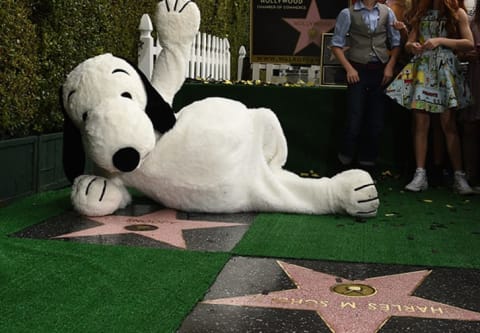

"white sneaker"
[405, 168, 428, 192]
[453, 171, 474, 195]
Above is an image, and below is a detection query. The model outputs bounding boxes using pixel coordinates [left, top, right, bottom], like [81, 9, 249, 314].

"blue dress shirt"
[331, 1, 401, 50]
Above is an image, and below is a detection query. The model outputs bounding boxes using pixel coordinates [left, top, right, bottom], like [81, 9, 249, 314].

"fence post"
[213, 36, 219, 80]
[251, 63, 261, 81]
[308, 65, 320, 83]
[194, 32, 201, 79]
[224, 38, 231, 80]
[200, 33, 207, 79]
[211, 36, 216, 80]
[218, 37, 225, 80]
[138, 14, 155, 80]
[206, 34, 212, 79]
[237, 45, 246, 81]
[188, 34, 195, 78]
[266, 64, 275, 82]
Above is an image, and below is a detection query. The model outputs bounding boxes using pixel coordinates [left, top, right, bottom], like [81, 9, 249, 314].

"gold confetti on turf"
[299, 170, 321, 178]
[309, 170, 320, 177]
[382, 170, 392, 177]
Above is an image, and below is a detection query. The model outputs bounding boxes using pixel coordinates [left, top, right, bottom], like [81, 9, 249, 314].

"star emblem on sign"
[203, 261, 480, 333]
[283, 0, 336, 54]
[53, 209, 245, 249]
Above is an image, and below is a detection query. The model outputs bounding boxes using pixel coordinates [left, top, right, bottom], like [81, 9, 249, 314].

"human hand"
[346, 68, 359, 84]
[408, 42, 423, 55]
[422, 38, 441, 50]
[382, 64, 394, 86]
[392, 20, 407, 31]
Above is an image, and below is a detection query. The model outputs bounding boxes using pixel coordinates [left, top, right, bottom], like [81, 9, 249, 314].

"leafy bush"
[0, 0, 40, 138]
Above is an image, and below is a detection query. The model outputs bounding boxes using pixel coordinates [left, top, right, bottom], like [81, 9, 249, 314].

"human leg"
[439, 109, 463, 171]
[405, 110, 430, 191]
[440, 109, 473, 194]
[412, 110, 430, 169]
[358, 67, 386, 170]
[338, 80, 367, 167]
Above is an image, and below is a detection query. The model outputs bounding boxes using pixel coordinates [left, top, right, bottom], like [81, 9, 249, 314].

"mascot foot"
[71, 175, 131, 216]
[331, 169, 379, 217]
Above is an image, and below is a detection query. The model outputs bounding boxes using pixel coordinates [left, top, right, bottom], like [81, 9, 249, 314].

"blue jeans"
[339, 63, 386, 166]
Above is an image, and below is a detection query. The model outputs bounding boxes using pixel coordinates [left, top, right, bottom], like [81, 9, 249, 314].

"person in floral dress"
[386, 0, 474, 194]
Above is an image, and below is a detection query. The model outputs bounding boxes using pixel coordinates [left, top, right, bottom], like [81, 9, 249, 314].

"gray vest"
[347, 4, 390, 64]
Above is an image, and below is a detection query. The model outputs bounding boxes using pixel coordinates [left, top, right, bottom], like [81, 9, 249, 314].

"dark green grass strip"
[234, 181, 480, 269]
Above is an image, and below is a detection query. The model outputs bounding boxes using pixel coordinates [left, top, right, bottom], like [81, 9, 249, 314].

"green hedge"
[196, 0, 250, 77]
[0, 0, 249, 139]
[0, 0, 40, 138]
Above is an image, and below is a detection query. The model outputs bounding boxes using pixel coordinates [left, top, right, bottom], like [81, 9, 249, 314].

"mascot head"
[60, 53, 175, 182]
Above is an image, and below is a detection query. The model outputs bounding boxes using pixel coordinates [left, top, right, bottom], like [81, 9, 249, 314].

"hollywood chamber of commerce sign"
[250, 0, 349, 64]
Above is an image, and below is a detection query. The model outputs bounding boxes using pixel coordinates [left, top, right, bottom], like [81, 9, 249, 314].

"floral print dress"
[386, 10, 471, 113]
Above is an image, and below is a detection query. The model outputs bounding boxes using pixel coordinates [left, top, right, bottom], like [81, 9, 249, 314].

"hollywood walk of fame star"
[53, 209, 245, 249]
[282, 0, 336, 54]
[203, 261, 480, 333]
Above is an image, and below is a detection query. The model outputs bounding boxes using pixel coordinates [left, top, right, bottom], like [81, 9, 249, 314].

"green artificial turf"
[0, 191, 229, 333]
[234, 180, 480, 269]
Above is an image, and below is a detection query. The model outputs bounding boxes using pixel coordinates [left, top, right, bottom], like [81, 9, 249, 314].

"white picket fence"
[138, 14, 231, 81]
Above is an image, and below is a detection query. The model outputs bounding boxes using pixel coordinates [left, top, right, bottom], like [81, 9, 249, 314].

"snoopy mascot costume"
[61, 0, 379, 218]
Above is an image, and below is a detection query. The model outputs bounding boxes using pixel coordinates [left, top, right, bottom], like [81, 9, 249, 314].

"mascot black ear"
[133, 65, 176, 133]
[60, 86, 85, 184]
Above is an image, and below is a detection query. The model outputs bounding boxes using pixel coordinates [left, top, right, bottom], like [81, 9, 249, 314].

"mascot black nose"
[112, 147, 140, 172]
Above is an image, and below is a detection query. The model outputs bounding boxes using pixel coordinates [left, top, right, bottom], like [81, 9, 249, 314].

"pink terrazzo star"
[204, 261, 480, 333]
[54, 209, 245, 249]
[283, 1, 336, 54]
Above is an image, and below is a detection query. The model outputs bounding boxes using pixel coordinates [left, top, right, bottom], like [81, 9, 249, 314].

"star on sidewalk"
[204, 261, 480, 333]
[283, 1, 336, 54]
[53, 209, 245, 249]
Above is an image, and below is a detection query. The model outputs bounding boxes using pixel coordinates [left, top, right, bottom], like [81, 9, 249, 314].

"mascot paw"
[155, 0, 201, 47]
[332, 169, 379, 218]
[71, 175, 132, 217]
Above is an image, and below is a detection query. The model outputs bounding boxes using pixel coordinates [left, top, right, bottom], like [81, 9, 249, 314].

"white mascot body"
[61, 0, 379, 218]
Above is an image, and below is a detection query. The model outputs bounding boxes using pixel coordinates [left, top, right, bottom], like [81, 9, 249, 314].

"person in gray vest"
[331, 0, 401, 176]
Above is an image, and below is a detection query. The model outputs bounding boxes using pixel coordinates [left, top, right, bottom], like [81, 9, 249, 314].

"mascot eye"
[82, 112, 88, 122]
[121, 92, 133, 99]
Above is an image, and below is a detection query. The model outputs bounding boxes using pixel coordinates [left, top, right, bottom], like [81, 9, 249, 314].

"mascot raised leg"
[61, 0, 380, 218]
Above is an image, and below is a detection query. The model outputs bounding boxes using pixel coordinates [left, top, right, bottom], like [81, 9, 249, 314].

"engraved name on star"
[282, 0, 336, 54]
[53, 209, 245, 249]
[204, 261, 480, 333]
